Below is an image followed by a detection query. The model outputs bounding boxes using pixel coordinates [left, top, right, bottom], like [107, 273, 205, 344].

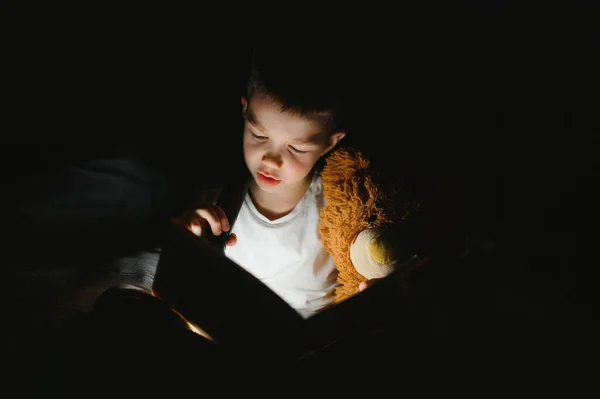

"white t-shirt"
[224, 174, 338, 319]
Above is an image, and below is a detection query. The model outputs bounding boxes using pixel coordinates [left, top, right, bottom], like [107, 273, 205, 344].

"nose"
[261, 151, 283, 168]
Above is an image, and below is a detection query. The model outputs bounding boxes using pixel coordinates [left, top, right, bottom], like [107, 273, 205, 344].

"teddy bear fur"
[319, 147, 419, 304]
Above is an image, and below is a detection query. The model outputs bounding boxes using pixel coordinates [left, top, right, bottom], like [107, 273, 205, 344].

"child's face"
[242, 92, 344, 194]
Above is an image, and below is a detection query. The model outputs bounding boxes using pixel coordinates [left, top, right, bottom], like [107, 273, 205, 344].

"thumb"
[226, 233, 237, 246]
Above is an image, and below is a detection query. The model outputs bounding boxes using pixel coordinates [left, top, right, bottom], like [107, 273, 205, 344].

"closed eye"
[250, 132, 268, 141]
[289, 146, 308, 155]
[250, 130, 308, 154]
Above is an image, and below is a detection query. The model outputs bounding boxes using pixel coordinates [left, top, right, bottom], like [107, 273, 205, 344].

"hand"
[171, 205, 237, 247]
[359, 278, 382, 292]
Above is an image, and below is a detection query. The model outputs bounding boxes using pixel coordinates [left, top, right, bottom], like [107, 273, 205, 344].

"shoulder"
[306, 172, 326, 212]
[308, 172, 324, 196]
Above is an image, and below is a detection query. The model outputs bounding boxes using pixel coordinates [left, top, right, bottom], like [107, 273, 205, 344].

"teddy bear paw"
[349, 228, 413, 280]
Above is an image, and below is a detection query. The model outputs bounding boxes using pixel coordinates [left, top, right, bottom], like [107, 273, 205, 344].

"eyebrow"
[291, 137, 322, 146]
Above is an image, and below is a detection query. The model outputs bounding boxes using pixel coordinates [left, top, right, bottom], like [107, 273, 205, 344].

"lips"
[258, 171, 278, 180]
[257, 171, 281, 185]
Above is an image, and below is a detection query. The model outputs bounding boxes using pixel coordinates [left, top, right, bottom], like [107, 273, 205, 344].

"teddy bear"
[318, 146, 422, 304]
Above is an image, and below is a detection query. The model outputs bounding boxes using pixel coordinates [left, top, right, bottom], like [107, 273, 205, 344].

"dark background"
[1, 2, 598, 397]
[3, 3, 597, 248]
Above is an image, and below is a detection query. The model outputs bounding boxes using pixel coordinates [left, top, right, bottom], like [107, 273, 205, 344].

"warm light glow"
[185, 320, 216, 343]
[150, 290, 217, 343]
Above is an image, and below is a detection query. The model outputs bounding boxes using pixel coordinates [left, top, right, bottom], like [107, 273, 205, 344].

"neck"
[249, 173, 313, 221]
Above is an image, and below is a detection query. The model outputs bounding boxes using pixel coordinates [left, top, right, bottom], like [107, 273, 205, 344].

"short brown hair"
[245, 43, 350, 132]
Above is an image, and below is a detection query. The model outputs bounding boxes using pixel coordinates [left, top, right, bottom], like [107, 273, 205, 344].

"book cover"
[151, 223, 428, 361]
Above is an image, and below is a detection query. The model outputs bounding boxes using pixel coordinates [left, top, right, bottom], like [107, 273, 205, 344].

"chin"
[257, 181, 283, 192]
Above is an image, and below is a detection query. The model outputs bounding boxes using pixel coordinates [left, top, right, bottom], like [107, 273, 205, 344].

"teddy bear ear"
[322, 147, 371, 182]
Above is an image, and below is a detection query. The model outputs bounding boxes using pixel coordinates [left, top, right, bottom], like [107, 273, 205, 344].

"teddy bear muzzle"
[349, 227, 415, 280]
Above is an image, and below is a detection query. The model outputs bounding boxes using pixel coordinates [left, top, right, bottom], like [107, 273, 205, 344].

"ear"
[321, 131, 346, 156]
[241, 96, 248, 114]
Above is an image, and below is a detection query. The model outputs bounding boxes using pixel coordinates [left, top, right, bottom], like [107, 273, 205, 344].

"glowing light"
[185, 320, 216, 342]
[150, 290, 217, 342]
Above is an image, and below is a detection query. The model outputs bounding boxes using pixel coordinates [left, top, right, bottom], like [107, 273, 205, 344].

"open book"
[151, 222, 428, 362]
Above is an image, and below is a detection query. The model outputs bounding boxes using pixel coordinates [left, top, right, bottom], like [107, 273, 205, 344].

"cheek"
[243, 145, 255, 170]
[243, 140, 261, 162]
[285, 155, 319, 176]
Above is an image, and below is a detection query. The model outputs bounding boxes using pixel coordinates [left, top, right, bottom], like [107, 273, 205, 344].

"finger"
[213, 205, 230, 232]
[189, 222, 202, 237]
[195, 208, 224, 236]
[171, 216, 202, 236]
[184, 212, 206, 236]
[226, 233, 237, 247]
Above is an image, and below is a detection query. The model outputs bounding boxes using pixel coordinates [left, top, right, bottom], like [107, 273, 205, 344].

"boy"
[176, 44, 372, 318]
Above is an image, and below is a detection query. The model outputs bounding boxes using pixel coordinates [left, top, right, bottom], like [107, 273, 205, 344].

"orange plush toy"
[319, 147, 422, 304]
